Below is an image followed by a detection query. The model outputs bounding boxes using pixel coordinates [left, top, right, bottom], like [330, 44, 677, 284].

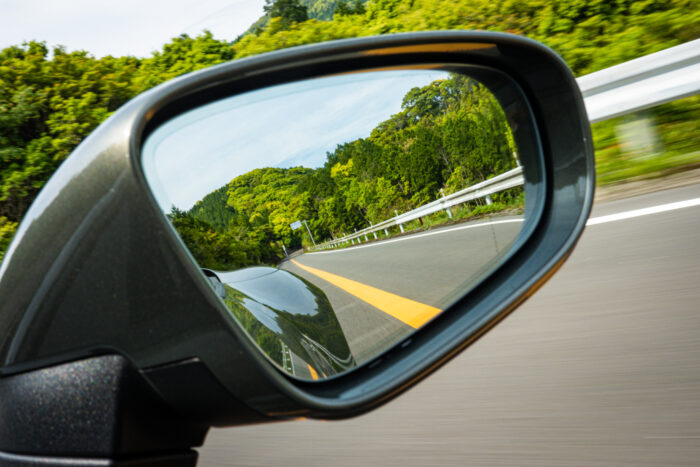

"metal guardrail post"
[302, 220, 316, 246]
[440, 188, 453, 219]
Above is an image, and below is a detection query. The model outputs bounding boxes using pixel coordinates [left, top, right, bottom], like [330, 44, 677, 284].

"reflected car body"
[204, 266, 355, 380]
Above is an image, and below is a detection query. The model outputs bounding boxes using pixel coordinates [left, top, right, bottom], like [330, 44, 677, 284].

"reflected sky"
[142, 69, 449, 211]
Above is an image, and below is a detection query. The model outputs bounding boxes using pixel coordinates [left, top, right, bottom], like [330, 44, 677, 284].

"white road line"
[308, 218, 524, 255]
[587, 197, 700, 226]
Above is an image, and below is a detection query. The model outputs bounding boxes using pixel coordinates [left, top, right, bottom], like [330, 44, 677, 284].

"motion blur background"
[1, 0, 699, 465]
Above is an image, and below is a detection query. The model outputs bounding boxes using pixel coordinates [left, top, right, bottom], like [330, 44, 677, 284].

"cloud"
[0, 0, 265, 57]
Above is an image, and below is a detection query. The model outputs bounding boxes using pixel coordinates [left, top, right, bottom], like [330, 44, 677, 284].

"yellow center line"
[291, 259, 441, 329]
[307, 364, 319, 380]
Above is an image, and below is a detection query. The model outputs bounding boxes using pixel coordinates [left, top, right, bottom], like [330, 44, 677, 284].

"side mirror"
[0, 31, 594, 465]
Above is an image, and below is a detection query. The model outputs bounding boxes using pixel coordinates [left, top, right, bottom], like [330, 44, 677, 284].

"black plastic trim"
[0, 355, 206, 461]
[0, 451, 198, 467]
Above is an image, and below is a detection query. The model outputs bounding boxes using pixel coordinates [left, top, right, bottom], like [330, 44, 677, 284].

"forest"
[1, 0, 699, 261]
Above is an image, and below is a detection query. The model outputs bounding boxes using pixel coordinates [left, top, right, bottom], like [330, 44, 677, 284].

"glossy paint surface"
[217, 267, 355, 379]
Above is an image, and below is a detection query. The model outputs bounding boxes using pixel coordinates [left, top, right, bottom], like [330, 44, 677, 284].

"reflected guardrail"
[315, 166, 523, 249]
[313, 40, 700, 251]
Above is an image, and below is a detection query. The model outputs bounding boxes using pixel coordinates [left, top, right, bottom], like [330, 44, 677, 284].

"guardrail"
[578, 38, 700, 123]
[312, 40, 700, 251]
[316, 167, 523, 249]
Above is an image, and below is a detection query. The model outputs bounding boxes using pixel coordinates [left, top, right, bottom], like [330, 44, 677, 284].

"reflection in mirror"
[142, 69, 527, 381]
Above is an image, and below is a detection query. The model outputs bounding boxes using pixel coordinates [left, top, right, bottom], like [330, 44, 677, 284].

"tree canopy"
[263, 0, 309, 29]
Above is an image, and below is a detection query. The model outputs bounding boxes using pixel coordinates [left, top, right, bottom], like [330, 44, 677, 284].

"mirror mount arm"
[0, 355, 208, 466]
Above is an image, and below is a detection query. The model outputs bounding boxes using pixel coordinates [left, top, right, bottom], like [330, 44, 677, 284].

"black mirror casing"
[0, 30, 594, 439]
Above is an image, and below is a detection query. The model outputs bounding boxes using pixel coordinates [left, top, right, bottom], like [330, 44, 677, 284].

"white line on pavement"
[587, 197, 700, 226]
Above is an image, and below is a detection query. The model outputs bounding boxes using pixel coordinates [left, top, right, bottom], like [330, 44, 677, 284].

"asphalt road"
[200, 182, 700, 466]
[289, 216, 523, 308]
[280, 215, 522, 364]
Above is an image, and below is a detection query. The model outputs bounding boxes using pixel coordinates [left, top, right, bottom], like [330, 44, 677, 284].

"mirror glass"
[142, 69, 527, 381]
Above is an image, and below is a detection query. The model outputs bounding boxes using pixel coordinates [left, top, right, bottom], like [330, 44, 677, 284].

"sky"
[0, 1, 445, 211]
[142, 70, 449, 211]
[0, 0, 266, 58]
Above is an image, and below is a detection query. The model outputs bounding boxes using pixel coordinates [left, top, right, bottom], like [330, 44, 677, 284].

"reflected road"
[280, 216, 522, 364]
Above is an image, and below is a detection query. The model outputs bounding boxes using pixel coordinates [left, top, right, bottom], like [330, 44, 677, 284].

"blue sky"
[142, 69, 449, 211]
[0, 0, 266, 57]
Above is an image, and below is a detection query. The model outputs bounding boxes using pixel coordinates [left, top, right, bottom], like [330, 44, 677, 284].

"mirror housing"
[0, 31, 594, 427]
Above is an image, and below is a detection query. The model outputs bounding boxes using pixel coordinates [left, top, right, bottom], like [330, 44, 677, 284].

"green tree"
[335, 0, 366, 17]
[134, 31, 234, 90]
[0, 217, 18, 262]
[264, 0, 309, 29]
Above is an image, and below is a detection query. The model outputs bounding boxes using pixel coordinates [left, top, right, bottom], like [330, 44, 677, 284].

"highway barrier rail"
[316, 167, 523, 249]
[578, 38, 700, 123]
[312, 40, 700, 251]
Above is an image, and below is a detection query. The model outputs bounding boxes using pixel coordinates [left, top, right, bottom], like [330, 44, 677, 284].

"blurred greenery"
[1, 0, 698, 259]
[263, 0, 309, 30]
[592, 95, 700, 184]
[0, 217, 17, 262]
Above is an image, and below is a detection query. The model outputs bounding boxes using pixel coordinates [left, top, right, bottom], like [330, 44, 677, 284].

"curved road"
[280, 215, 522, 364]
[200, 182, 700, 466]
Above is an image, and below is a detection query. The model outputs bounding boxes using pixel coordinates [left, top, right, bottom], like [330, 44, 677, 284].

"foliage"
[188, 185, 236, 232]
[0, 42, 140, 222]
[0, 217, 18, 263]
[335, 0, 367, 17]
[592, 95, 700, 184]
[234, 0, 699, 76]
[133, 31, 235, 90]
[167, 206, 282, 270]
[264, 0, 309, 29]
[245, 0, 368, 32]
[0, 33, 234, 230]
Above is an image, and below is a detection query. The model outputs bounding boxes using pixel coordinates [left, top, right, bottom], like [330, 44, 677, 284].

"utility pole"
[290, 219, 316, 247]
[302, 220, 316, 246]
